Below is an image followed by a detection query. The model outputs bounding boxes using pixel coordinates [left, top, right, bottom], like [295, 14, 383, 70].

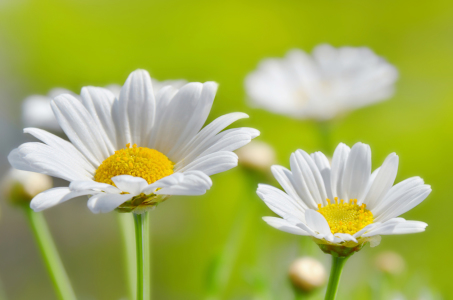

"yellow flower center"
[317, 197, 373, 235]
[94, 143, 174, 186]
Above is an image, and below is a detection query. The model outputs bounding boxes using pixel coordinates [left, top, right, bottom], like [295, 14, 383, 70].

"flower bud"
[236, 141, 276, 172]
[1, 169, 53, 205]
[289, 257, 327, 293]
[375, 251, 405, 275]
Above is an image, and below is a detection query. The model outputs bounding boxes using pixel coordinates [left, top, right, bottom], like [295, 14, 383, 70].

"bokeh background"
[0, 0, 451, 299]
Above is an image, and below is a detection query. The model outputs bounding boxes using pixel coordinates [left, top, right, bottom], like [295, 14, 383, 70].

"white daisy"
[245, 44, 399, 120]
[257, 142, 430, 252]
[9, 69, 259, 214]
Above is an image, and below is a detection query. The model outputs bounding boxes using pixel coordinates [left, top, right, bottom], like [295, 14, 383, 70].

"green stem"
[316, 121, 332, 154]
[324, 256, 348, 300]
[117, 213, 136, 300]
[143, 213, 151, 300]
[24, 207, 76, 300]
[134, 212, 150, 300]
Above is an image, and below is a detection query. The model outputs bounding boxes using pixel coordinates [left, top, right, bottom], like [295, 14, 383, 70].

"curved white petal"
[111, 175, 149, 196]
[362, 218, 427, 237]
[363, 153, 398, 209]
[177, 151, 238, 176]
[310, 151, 332, 199]
[262, 217, 310, 236]
[270, 165, 308, 210]
[69, 180, 121, 194]
[80, 87, 118, 152]
[304, 209, 331, 236]
[257, 184, 306, 222]
[173, 112, 249, 162]
[114, 69, 155, 147]
[154, 171, 212, 196]
[30, 187, 87, 212]
[88, 193, 132, 214]
[342, 142, 371, 202]
[52, 94, 110, 165]
[330, 143, 350, 200]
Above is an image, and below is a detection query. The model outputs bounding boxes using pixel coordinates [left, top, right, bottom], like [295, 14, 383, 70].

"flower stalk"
[134, 212, 150, 300]
[324, 255, 349, 300]
[24, 207, 76, 300]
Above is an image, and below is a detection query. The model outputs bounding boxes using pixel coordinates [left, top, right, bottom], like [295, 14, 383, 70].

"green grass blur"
[0, 0, 452, 299]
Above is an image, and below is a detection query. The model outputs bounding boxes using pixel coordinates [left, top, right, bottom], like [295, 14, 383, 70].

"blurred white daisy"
[257, 142, 430, 252]
[22, 79, 187, 132]
[9, 69, 259, 213]
[1, 168, 53, 204]
[245, 44, 398, 120]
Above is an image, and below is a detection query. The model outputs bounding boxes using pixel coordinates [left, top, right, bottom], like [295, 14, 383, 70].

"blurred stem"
[134, 212, 150, 300]
[24, 207, 76, 300]
[324, 256, 348, 300]
[117, 213, 136, 300]
[316, 121, 332, 155]
[205, 168, 265, 300]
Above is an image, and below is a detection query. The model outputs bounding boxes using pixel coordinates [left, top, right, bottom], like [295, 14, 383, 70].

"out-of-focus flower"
[22, 88, 77, 131]
[257, 142, 430, 256]
[105, 78, 186, 99]
[375, 251, 405, 275]
[9, 69, 259, 214]
[245, 44, 398, 120]
[1, 168, 53, 205]
[235, 140, 276, 172]
[289, 256, 327, 293]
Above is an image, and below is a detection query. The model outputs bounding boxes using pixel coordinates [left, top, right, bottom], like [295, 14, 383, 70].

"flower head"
[235, 140, 276, 172]
[9, 69, 259, 213]
[245, 44, 398, 120]
[1, 168, 53, 205]
[289, 257, 327, 293]
[257, 142, 430, 254]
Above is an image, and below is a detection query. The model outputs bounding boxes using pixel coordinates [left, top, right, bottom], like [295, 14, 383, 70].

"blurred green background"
[0, 0, 451, 299]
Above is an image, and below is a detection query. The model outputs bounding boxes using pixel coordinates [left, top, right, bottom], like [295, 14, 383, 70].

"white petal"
[69, 180, 120, 194]
[373, 184, 431, 222]
[153, 171, 212, 196]
[175, 127, 258, 170]
[342, 142, 371, 202]
[30, 187, 85, 212]
[362, 218, 427, 237]
[256, 184, 306, 222]
[51, 94, 110, 166]
[80, 87, 118, 152]
[362, 153, 398, 210]
[305, 209, 331, 236]
[262, 217, 310, 236]
[10, 142, 92, 182]
[177, 151, 238, 176]
[333, 233, 358, 243]
[111, 176, 149, 196]
[114, 69, 155, 147]
[152, 82, 217, 156]
[173, 112, 249, 162]
[310, 151, 332, 199]
[88, 193, 132, 214]
[270, 165, 308, 210]
[330, 143, 350, 200]
[24, 128, 95, 174]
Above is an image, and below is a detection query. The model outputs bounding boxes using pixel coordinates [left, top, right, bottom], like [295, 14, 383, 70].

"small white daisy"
[245, 44, 399, 120]
[10, 69, 259, 213]
[257, 142, 430, 252]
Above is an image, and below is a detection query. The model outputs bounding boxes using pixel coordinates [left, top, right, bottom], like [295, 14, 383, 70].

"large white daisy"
[257, 142, 430, 251]
[245, 44, 399, 120]
[9, 69, 259, 214]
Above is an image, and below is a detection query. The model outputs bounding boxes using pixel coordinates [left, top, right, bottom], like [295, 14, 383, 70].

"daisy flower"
[257, 142, 430, 253]
[245, 44, 399, 120]
[9, 69, 259, 214]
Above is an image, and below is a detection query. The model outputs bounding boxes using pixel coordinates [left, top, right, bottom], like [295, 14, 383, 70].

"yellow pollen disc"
[94, 143, 174, 186]
[317, 198, 374, 235]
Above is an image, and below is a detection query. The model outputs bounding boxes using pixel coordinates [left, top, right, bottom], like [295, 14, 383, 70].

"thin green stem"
[117, 213, 136, 300]
[316, 121, 332, 155]
[324, 256, 348, 300]
[143, 213, 151, 300]
[134, 212, 150, 300]
[24, 207, 76, 300]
